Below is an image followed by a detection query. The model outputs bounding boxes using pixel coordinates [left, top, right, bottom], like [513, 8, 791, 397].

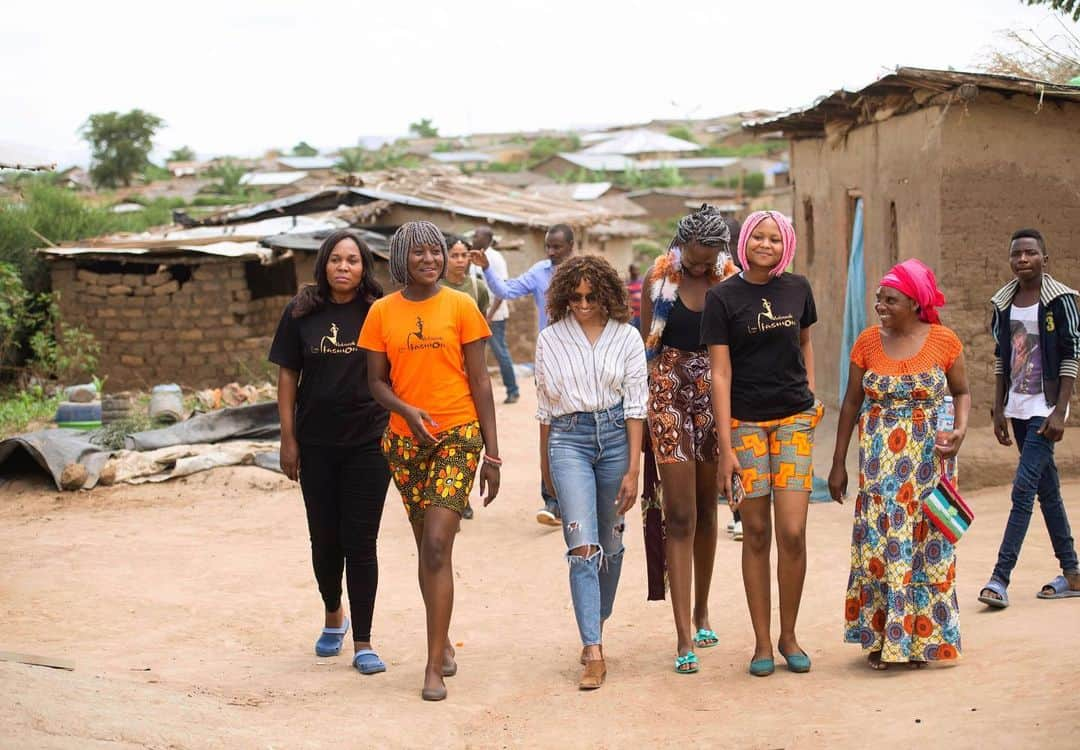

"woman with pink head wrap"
[829, 258, 972, 670]
[878, 259, 946, 324]
[702, 208, 822, 676]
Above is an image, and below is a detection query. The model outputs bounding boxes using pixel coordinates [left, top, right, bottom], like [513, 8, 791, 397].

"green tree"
[80, 109, 165, 188]
[667, 125, 697, 143]
[291, 141, 318, 156]
[0, 180, 177, 290]
[205, 160, 247, 194]
[334, 147, 366, 173]
[168, 146, 196, 162]
[409, 118, 439, 138]
[528, 135, 581, 164]
[722, 171, 766, 197]
[1023, 0, 1079, 21]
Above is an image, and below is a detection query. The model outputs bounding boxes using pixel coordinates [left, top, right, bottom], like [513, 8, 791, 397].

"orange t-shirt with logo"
[357, 287, 491, 438]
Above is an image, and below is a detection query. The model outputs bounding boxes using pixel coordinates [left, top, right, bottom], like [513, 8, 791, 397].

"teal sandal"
[674, 651, 699, 674]
[693, 628, 719, 649]
[748, 657, 775, 677]
[779, 647, 811, 673]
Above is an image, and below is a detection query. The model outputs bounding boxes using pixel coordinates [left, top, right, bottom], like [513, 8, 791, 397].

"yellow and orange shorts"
[381, 421, 483, 522]
[731, 401, 823, 498]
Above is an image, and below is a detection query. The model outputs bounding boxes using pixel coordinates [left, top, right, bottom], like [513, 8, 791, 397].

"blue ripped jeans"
[548, 404, 629, 647]
[991, 416, 1080, 585]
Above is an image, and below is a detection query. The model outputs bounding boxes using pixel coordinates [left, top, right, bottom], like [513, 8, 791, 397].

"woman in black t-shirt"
[701, 211, 822, 678]
[268, 229, 393, 676]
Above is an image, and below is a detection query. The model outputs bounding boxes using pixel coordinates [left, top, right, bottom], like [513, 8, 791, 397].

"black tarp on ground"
[123, 403, 280, 450]
[0, 403, 282, 490]
[0, 428, 111, 490]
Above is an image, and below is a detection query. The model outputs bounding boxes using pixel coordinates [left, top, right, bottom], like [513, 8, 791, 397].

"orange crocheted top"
[850, 324, 962, 376]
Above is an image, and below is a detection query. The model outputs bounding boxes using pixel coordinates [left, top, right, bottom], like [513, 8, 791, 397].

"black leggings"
[299, 442, 391, 643]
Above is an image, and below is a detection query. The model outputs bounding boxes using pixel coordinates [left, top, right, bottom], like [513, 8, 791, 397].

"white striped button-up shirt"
[534, 316, 648, 424]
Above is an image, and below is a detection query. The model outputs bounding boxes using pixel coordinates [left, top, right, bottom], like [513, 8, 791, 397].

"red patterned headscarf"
[880, 259, 946, 324]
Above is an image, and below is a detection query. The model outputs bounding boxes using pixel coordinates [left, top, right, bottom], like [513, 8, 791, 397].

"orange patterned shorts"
[381, 421, 483, 522]
[731, 401, 824, 498]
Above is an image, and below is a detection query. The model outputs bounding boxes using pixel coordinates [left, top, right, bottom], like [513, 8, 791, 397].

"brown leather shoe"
[578, 658, 606, 690]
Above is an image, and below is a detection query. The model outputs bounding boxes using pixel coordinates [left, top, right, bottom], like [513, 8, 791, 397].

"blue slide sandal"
[353, 649, 386, 675]
[978, 579, 1009, 609]
[1036, 575, 1080, 600]
[314, 617, 350, 657]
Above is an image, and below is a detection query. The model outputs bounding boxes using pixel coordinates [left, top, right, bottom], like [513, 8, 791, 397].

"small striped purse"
[922, 473, 974, 544]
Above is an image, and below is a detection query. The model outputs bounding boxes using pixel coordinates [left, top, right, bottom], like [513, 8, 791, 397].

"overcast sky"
[1, 0, 1071, 166]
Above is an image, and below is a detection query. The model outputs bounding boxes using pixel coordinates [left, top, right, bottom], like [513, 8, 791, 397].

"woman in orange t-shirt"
[358, 220, 500, 702]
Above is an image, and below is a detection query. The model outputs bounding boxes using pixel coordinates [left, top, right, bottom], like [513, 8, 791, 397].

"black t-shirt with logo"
[700, 273, 817, 421]
[268, 297, 388, 446]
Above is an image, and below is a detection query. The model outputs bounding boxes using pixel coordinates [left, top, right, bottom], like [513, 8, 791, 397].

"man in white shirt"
[471, 227, 520, 404]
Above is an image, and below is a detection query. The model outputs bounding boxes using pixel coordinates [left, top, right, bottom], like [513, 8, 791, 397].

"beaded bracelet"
[483, 454, 502, 467]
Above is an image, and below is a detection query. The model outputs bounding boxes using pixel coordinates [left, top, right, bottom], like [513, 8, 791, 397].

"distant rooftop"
[527, 182, 613, 201]
[0, 142, 56, 171]
[582, 129, 701, 156]
[428, 151, 494, 164]
[638, 157, 739, 170]
[550, 153, 639, 171]
[277, 156, 336, 170]
[240, 171, 309, 187]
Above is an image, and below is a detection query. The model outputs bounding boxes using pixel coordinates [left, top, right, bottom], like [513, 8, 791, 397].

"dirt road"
[2, 380, 1078, 748]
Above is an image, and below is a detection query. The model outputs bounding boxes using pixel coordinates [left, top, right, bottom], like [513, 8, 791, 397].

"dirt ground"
[2, 379, 1079, 749]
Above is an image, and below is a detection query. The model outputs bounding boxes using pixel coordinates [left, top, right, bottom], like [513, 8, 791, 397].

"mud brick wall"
[50, 258, 294, 389]
[789, 93, 1080, 426]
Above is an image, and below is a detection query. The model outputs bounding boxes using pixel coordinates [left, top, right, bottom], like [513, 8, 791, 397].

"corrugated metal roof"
[277, 156, 336, 170]
[744, 66, 1080, 137]
[551, 153, 638, 171]
[240, 171, 309, 187]
[582, 129, 701, 155]
[429, 152, 494, 164]
[261, 228, 391, 259]
[625, 186, 738, 199]
[527, 182, 613, 201]
[37, 216, 343, 262]
[0, 142, 57, 171]
[170, 168, 650, 236]
[638, 157, 739, 170]
[41, 241, 273, 262]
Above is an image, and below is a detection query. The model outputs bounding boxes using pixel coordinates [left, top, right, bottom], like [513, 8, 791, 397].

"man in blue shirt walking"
[471, 224, 576, 526]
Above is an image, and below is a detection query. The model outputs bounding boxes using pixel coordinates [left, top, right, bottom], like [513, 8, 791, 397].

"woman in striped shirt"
[535, 255, 648, 691]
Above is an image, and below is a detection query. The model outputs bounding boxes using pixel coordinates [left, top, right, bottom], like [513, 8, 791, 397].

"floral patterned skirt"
[843, 401, 961, 663]
[381, 421, 483, 522]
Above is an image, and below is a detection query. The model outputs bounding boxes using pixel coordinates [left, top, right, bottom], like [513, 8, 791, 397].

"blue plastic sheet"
[839, 198, 866, 399]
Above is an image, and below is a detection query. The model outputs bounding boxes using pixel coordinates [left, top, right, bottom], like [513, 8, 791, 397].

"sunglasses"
[568, 292, 598, 305]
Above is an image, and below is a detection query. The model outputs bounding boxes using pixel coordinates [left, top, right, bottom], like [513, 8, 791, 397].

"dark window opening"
[74, 260, 193, 286]
[245, 256, 297, 300]
[802, 198, 815, 266]
[888, 201, 899, 265]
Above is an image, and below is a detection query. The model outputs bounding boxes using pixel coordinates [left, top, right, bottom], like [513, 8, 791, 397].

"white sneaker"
[726, 519, 736, 534]
[732, 521, 743, 541]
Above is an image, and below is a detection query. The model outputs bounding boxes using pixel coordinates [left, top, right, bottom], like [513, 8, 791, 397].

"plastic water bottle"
[936, 396, 956, 478]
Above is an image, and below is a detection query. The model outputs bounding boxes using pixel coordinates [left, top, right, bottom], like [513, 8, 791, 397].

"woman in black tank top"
[660, 297, 705, 351]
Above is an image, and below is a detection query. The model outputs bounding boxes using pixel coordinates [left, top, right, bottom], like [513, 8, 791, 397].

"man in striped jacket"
[979, 228, 1080, 608]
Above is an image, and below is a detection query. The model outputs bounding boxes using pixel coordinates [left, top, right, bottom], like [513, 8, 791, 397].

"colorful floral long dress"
[843, 325, 963, 663]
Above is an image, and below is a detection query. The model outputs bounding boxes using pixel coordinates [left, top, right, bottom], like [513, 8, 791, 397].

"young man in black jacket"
[979, 228, 1080, 608]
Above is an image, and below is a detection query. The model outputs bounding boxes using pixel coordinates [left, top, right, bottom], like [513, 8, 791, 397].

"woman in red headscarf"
[828, 259, 972, 670]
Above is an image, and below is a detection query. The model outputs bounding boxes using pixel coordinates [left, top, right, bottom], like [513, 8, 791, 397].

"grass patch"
[0, 384, 60, 438]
